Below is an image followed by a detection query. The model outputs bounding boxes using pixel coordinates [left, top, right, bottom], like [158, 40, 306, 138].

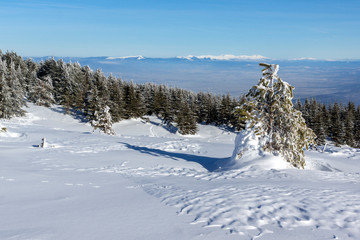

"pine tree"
[314, 104, 327, 145]
[219, 93, 233, 125]
[91, 105, 115, 135]
[232, 95, 247, 131]
[320, 104, 330, 136]
[308, 99, 327, 145]
[28, 73, 55, 107]
[0, 70, 11, 118]
[330, 102, 343, 146]
[294, 99, 302, 112]
[354, 106, 360, 147]
[123, 82, 145, 119]
[86, 87, 100, 122]
[70, 62, 86, 113]
[108, 75, 124, 122]
[0, 60, 26, 118]
[344, 102, 355, 147]
[233, 63, 316, 169]
[38, 58, 61, 102]
[82, 66, 95, 117]
[175, 99, 197, 135]
[153, 85, 170, 121]
[302, 98, 311, 126]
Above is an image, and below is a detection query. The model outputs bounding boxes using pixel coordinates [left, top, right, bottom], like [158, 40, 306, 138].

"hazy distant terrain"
[30, 57, 360, 104]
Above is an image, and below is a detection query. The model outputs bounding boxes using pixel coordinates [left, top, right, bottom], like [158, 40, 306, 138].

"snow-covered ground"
[1, 104, 360, 240]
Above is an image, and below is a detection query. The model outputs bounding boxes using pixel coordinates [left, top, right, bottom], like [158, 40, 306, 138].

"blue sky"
[1, 0, 359, 59]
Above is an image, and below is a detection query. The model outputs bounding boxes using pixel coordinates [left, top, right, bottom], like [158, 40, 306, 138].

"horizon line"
[20, 54, 360, 62]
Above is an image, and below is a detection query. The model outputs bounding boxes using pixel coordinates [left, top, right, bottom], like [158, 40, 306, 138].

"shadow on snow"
[49, 106, 88, 123]
[121, 142, 231, 172]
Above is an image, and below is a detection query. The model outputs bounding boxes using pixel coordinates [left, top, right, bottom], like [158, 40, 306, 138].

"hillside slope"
[1, 104, 360, 240]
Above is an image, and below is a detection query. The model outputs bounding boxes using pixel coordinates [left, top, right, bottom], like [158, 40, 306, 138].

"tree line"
[1, 50, 360, 147]
[295, 98, 360, 147]
[0, 51, 244, 134]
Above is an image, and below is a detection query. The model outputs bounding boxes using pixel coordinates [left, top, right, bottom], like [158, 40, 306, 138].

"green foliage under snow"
[233, 63, 316, 169]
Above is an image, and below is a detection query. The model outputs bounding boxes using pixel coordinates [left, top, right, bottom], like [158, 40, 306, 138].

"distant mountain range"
[28, 56, 360, 104]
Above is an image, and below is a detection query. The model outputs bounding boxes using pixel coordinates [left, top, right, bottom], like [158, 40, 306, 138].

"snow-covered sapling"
[233, 63, 316, 168]
[91, 105, 116, 135]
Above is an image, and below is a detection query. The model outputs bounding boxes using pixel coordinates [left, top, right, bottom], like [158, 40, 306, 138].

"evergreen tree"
[308, 99, 327, 145]
[320, 104, 330, 137]
[108, 75, 124, 122]
[344, 102, 355, 147]
[219, 93, 233, 125]
[28, 73, 55, 107]
[38, 58, 62, 102]
[314, 104, 327, 145]
[232, 95, 247, 130]
[0, 69, 11, 118]
[233, 63, 316, 168]
[294, 99, 302, 112]
[175, 99, 197, 135]
[82, 66, 95, 117]
[70, 62, 87, 113]
[330, 102, 344, 146]
[91, 105, 115, 135]
[354, 106, 360, 147]
[302, 98, 311, 126]
[86, 87, 100, 122]
[123, 82, 144, 119]
[0, 60, 26, 118]
[153, 85, 171, 121]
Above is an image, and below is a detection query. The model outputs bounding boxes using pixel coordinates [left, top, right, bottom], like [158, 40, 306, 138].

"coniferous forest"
[1, 50, 360, 147]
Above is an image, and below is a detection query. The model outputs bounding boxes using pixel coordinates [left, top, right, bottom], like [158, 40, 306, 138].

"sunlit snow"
[1, 104, 360, 240]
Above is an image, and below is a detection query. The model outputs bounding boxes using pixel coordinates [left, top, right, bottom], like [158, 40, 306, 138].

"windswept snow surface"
[1, 104, 360, 240]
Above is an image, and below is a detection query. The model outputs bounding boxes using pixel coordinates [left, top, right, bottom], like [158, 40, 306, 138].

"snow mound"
[228, 127, 292, 170]
[0, 124, 21, 138]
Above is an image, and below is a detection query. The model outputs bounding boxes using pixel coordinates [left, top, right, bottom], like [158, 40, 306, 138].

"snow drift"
[228, 126, 291, 170]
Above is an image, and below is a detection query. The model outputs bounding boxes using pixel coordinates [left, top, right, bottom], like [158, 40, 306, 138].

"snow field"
[1, 104, 360, 240]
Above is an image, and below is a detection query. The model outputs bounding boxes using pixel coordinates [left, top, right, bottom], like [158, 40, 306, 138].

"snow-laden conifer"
[91, 105, 115, 135]
[175, 98, 197, 135]
[0, 59, 26, 118]
[28, 72, 55, 107]
[233, 63, 316, 169]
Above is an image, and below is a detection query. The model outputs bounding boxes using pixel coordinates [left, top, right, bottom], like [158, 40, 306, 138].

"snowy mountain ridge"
[106, 55, 145, 60]
[103, 54, 268, 61]
[175, 54, 269, 61]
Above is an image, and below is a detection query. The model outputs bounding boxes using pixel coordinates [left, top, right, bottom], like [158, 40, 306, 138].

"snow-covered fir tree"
[0, 58, 26, 118]
[108, 75, 124, 122]
[344, 102, 356, 147]
[28, 73, 55, 107]
[175, 99, 197, 135]
[233, 63, 316, 169]
[91, 105, 115, 135]
[330, 102, 344, 146]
